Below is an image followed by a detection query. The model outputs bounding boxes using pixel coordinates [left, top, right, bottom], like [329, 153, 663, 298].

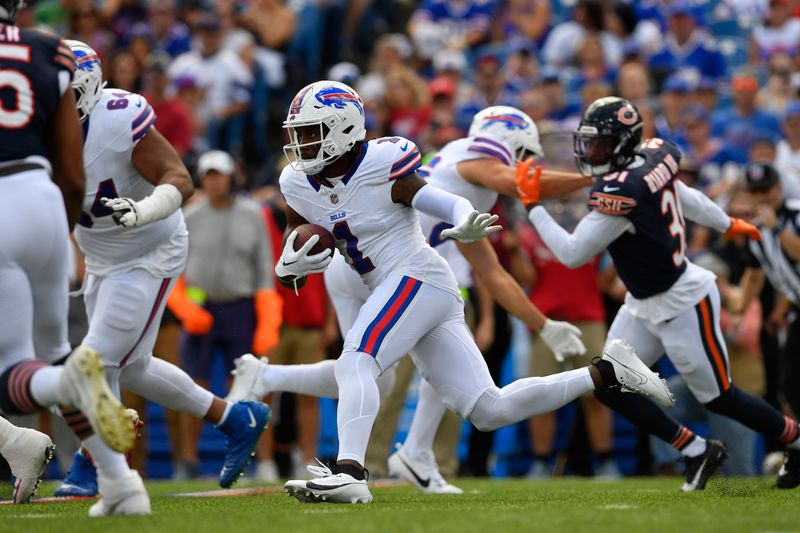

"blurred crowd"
[18, 0, 800, 480]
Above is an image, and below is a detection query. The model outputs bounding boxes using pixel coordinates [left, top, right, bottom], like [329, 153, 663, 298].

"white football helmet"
[66, 39, 105, 123]
[468, 106, 543, 163]
[283, 80, 366, 175]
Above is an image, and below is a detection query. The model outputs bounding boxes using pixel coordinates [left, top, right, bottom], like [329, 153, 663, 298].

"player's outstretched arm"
[49, 88, 86, 231]
[676, 181, 761, 240]
[458, 158, 591, 199]
[391, 173, 502, 242]
[528, 207, 631, 268]
[104, 129, 193, 227]
[457, 238, 586, 361]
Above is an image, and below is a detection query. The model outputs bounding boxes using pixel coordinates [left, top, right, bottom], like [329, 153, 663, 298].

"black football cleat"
[777, 450, 800, 489]
[681, 439, 728, 492]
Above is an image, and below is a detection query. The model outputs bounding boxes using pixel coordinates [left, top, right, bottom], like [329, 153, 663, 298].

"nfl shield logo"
[330, 194, 339, 204]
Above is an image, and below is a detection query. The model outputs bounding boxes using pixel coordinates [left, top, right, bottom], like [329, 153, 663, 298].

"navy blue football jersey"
[0, 24, 76, 163]
[587, 138, 686, 298]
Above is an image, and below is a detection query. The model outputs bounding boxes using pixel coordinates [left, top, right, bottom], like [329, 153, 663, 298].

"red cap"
[429, 76, 456, 97]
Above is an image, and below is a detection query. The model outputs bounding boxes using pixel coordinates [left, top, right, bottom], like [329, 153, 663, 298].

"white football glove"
[274, 230, 333, 280]
[102, 197, 142, 227]
[540, 319, 586, 363]
[439, 210, 502, 243]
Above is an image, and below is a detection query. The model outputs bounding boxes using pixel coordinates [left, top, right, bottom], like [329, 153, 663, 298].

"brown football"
[293, 224, 336, 256]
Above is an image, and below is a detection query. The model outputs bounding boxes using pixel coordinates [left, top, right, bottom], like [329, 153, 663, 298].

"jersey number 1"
[0, 44, 34, 128]
[333, 221, 375, 275]
[660, 187, 686, 267]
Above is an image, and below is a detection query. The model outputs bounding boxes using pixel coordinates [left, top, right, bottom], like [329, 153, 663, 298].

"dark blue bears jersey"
[0, 24, 76, 163]
[587, 138, 687, 299]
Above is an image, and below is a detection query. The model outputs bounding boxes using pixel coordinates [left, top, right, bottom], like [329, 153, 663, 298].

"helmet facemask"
[283, 116, 349, 175]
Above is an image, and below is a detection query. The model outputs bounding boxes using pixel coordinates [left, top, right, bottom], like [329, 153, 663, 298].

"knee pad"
[0, 360, 48, 414]
[467, 387, 503, 432]
[335, 351, 379, 384]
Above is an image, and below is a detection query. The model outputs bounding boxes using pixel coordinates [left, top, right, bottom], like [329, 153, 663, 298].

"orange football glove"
[253, 289, 282, 355]
[515, 158, 542, 209]
[724, 217, 762, 241]
[166, 276, 214, 335]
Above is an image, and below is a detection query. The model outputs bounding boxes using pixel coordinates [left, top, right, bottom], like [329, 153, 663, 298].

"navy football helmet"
[0, 0, 24, 23]
[573, 96, 644, 177]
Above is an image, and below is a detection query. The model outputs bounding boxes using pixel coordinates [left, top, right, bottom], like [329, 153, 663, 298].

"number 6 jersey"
[74, 89, 187, 278]
[279, 137, 459, 297]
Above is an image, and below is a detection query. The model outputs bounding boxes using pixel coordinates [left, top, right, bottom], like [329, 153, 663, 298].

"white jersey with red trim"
[416, 134, 510, 287]
[280, 136, 459, 296]
[74, 88, 187, 278]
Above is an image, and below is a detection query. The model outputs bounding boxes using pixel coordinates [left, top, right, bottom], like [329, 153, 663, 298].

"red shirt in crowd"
[519, 224, 605, 324]
[142, 92, 194, 156]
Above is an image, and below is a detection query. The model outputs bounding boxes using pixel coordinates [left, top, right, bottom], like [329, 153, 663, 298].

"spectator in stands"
[693, 76, 720, 113]
[408, 0, 495, 59]
[576, 34, 616, 85]
[108, 50, 141, 93]
[775, 101, 800, 200]
[141, 52, 194, 158]
[504, 41, 540, 94]
[168, 14, 253, 153]
[539, 68, 581, 124]
[240, 0, 296, 52]
[712, 72, 782, 163]
[679, 105, 741, 202]
[357, 33, 413, 104]
[129, 0, 190, 58]
[174, 151, 280, 476]
[647, 1, 726, 82]
[616, 61, 652, 106]
[520, 216, 619, 479]
[456, 52, 519, 130]
[384, 65, 432, 143]
[757, 53, 796, 115]
[654, 72, 692, 143]
[68, 0, 116, 64]
[541, 0, 622, 68]
[105, 0, 147, 44]
[750, 0, 800, 63]
[491, 0, 551, 45]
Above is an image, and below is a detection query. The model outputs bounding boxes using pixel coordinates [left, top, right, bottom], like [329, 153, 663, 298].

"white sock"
[29, 366, 62, 407]
[119, 356, 213, 418]
[469, 368, 594, 431]
[681, 437, 707, 458]
[265, 360, 339, 399]
[0, 417, 22, 454]
[217, 402, 233, 426]
[83, 434, 131, 479]
[403, 378, 446, 459]
[334, 351, 381, 465]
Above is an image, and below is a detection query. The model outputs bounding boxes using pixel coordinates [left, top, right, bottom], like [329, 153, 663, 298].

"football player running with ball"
[518, 96, 800, 491]
[229, 105, 593, 494]
[50, 40, 271, 515]
[272, 81, 673, 504]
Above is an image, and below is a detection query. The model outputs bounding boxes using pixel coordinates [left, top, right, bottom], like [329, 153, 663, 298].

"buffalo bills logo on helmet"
[73, 48, 101, 72]
[481, 114, 528, 131]
[314, 86, 364, 115]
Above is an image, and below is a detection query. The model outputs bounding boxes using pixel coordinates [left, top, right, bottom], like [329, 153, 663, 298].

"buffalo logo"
[617, 106, 639, 126]
[481, 114, 528, 131]
[289, 85, 313, 116]
[73, 48, 101, 72]
[330, 193, 339, 205]
[315, 86, 364, 115]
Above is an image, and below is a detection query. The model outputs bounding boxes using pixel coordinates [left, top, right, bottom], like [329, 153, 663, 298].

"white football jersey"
[74, 89, 187, 277]
[416, 134, 511, 287]
[280, 137, 459, 296]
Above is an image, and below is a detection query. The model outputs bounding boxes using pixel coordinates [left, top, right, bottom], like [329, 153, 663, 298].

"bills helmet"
[573, 97, 643, 177]
[66, 40, 105, 123]
[283, 80, 366, 175]
[468, 106, 543, 163]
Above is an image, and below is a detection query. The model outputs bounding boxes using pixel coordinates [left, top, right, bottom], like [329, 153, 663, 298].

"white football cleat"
[387, 444, 462, 494]
[5, 427, 55, 503]
[89, 470, 151, 517]
[602, 339, 675, 408]
[58, 346, 135, 453]
[284, 460, 372, 504]
[226, 354, 269, 402]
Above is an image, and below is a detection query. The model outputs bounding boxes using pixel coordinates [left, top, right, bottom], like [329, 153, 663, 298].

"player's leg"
[284, 276, 446, 503]
[661, 289, 800, 489]
[387, 376, 462, 493]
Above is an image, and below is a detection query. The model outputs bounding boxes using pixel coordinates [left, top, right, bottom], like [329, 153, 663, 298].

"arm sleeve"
[411, 184, 475, 227]
[676, 181, 730, 232]
[529, 207, 633, 268]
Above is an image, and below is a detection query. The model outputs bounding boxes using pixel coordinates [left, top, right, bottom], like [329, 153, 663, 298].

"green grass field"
[2, 477, 799, 533]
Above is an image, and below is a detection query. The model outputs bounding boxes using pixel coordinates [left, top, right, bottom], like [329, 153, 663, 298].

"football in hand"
[293, 224, 336, 256]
